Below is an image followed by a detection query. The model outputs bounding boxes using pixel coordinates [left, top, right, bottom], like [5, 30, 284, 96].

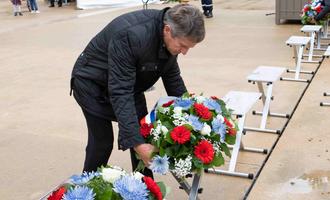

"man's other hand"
[134, 143, 157, 167]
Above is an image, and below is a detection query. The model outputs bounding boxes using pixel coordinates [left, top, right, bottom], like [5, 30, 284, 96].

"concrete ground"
[0, 0, 329, 199]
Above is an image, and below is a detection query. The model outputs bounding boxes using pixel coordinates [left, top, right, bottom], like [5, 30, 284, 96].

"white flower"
[101, 167, 125, 183]
[201, 123, 211, 136]
[132, 172, 144, 180]
[151, 126, 161, 141]
[173, 107, 183, 115]
[195, 96, 206, 103]
[216, 114, 224, 123]
[161, 126, 168, 134]
[171, 155, 192, 178]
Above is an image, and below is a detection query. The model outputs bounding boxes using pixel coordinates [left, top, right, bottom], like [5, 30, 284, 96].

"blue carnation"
[212, 119, 226, 143]
[150, 155, 169, 175]
[307, 11, 315, 17]
[203, 99, 222, 114]
[174, 98, 193, 110]
[113, 176, 148, 200]
[70, 171, 100, 185]
[63, 186, 95, 200]
[188, 115, 203, 131]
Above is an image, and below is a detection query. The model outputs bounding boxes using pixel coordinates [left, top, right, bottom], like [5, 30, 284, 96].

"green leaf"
[211, 153, 224, 166]
[163, 121, 174, 130]
[157, 182, 168, 198]
[225, 134, 236, 145]
[159, 146, 165, 156]
[220, 143, 231, 157]
[135, 160, 146, 172]
[176, 145, 191, 158]
[87, 177, 117, 200]
[165, 147, 174, 157]
[165, 132, 174, 144]
[192, 157, 203, 169]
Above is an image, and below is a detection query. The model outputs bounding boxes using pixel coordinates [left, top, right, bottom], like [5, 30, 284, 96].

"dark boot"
[204, 10, 213, 18]
[18, 12, 23, 16]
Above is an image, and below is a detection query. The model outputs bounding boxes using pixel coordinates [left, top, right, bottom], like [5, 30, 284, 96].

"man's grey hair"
[164, 4, 205, 43]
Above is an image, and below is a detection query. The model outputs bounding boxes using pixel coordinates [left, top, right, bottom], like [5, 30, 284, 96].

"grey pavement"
[0, 0, 329, 199]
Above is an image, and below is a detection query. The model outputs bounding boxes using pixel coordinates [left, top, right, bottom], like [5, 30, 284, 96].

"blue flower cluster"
[70, 171, 100, 185]
[113, 176, 148, 200]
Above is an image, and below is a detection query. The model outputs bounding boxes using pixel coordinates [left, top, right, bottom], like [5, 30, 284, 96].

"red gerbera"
[143, 176, 163, 200]
[170, 126, 191, 144]
[140, 123, 153, 138]
[47, 186, 66, 200]
[193, 103, 212, 120]
[162, 100, 174, 107]
[194, 140, 214, 164]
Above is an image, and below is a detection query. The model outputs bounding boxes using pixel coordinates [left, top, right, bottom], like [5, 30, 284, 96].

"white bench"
[320, 92, 330, 107]
[321, 18, 330, 40]
[205, 91, 267, 179]
[324, 46, 330, 58]
[245, 66, 289, 134]
[301, 25, 323, 62]
[281, 36, 312, 83]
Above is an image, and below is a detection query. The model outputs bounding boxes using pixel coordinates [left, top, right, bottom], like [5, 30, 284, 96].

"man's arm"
[162, 59, 188, 97]
[107, 34, 145, 151]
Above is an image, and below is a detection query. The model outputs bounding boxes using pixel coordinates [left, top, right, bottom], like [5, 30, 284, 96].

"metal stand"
[300, 25, 323, 63]
[324, 46, 330, 58]
[142, 0, 149, 9]
[206, 91, 267, 179]
[245, 66, 288, 134]
[281, 36, 311, 83]
[321, 19, 330, 39]
[172, 172, 202, 200]
[320, 93, 330, 107]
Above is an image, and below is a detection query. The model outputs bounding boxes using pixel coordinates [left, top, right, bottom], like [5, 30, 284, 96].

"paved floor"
[0, 0, 329, 199]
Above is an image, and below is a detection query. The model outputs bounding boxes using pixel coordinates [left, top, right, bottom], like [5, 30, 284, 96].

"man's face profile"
[163, 25, 197, 56]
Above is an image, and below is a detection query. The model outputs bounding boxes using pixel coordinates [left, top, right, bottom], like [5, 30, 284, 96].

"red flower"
[47, 186, 66, 200]
[194, 140, 214, 164]
[140, 123, 153, 138]
[228, 128, 237, 136]
[170, 126, 191, 144]
[143, 176, 163, 200]
[224, 118, 233, 128]
[162, 100, 174, 107]
[315, 4, 322, 13]
[211, 96, 219, 100]
[193, 103, 212, 120]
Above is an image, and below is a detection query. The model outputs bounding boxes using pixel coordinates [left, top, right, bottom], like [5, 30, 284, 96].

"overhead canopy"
[76, 0, 160, 10]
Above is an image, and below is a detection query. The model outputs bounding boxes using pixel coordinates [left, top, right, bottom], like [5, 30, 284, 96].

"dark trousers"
[82, 109, 153, 178]
[50, 0, 62, 6]
[201, 0, 213, 12]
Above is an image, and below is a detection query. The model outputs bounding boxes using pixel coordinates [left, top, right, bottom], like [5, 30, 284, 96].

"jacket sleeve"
[162, 59, 188, 97]
[107, 34, 145, 151]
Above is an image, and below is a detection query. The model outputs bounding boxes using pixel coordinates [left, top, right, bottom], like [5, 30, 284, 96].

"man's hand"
[134, 143, 157, 167]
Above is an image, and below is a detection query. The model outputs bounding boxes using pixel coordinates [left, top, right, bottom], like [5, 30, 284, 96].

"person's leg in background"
[58, 0, 63, 7]
[82, 110, 114, 172]
[201, 0, 213, 18]
[28, 0, 37, 12]
[49, 0, 55, 7]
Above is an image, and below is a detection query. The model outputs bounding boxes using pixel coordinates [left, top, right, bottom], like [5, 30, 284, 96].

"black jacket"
[71, 8, 187, 151]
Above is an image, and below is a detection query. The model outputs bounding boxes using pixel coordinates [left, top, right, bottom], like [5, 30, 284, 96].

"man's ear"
[163, 24, 171, 35]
